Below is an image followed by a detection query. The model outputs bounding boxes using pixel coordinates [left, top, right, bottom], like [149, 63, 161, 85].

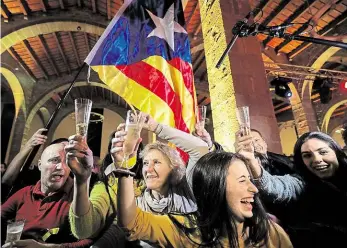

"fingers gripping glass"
[112, 110, 146, 177]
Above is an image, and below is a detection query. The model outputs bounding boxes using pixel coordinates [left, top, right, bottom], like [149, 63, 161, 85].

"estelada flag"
[85, 0, 196, 135]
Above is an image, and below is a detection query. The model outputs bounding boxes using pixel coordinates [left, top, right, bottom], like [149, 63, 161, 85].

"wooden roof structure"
[1, 0, 346, 125]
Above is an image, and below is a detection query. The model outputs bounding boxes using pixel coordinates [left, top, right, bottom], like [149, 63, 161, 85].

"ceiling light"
[270, 77, 292, 98]
[313, 78, 333, 104]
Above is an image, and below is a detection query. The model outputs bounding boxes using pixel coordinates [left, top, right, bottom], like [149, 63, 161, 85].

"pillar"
[198, 0, 282, 153]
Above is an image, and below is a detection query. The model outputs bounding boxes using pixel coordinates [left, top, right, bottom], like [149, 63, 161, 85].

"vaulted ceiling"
[1, 0, 346, 127]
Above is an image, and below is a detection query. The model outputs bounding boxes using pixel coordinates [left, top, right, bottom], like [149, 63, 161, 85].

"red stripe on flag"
[116, 61, 189, 133]
[168, 58, 196, 108]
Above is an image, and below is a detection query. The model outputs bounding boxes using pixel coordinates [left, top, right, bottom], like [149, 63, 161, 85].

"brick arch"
[301, 47, 341, 101]
[321, 99, 347, 133]
[39, 107, 50, 126]
[21, 81, 115, 146]
[0, 21, 105, 54]
[0, 67, 26, 118]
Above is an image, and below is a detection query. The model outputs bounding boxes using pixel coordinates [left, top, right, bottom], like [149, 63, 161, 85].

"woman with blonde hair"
[68, 113, 208, 245]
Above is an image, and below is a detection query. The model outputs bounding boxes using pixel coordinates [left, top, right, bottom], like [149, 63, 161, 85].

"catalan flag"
[85, 0, 196, 134]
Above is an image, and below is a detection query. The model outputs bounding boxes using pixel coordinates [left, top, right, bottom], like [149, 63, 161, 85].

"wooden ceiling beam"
[59, 0, 65, 10]
[37, 35, 60, 76]
[39, 0, 47, 12]
[91, 0, 97, 13]
[260, 0, 291, 27]
[199, 70, 207, 82]
[288, 10, 347, 58]
[331, 111, 345, 118]
[275, 105, 292, 115]
[274, 22, 310, 54]
[1, 1, 11, 21]
[193, 23, 202, 37]
[107, 0, 111, 20]
[84, 33, 90, 53]
[185, 1, 199, 28]
[253, 0, 269, 19]
[263, 0, 317, 47]
[53, 32, 71, 73]
[193, 50, 205, 71]
[68, 32, 81, 67]
[21, 40, 48, 80]
[7, 47, 37, 82]
[274, 101, 288, 110]
[17, 0, 30, 18]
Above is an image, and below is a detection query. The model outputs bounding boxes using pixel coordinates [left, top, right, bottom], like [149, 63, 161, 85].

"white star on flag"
[146, 4, 187, 51]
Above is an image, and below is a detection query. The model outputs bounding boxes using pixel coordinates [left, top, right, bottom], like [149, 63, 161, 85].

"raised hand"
[65, 134, 93, 184]
[193, 123, 213, 149]
[110, 124, 141, 164]
[140, 113, 158, 132]
[235, 131, 262, 178]
[24, 128, 48, 150]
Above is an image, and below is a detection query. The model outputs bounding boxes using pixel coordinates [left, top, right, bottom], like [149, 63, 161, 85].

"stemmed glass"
[74, 98, 92, 140]
[196, 105, 207, 129]
[112, 110, 145, 177]
[236, 106, 250, 136]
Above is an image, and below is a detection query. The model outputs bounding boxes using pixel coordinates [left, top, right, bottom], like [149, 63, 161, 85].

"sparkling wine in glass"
[236, 106, 250, 136]
[75, 98, 92, 138]
[123, 123, 141, 158]
[6, 219, 25, 244]
[196, 105, 207, 129]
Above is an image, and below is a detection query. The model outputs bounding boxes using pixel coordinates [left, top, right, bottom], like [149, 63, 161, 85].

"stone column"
[198, 0, 282, 153]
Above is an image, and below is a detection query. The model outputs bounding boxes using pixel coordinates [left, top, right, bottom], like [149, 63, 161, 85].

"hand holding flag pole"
[6, 63, 86, 200]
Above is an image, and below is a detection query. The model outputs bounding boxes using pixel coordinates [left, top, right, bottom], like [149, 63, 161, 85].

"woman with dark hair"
[117, 148, 293, 247]
[284, 131, 347, 247]
[245, 131, 347, 247]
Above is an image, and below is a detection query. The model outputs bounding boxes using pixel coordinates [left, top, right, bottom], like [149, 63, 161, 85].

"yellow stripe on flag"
[143, 55, 195, 131]
[92, 65, 175, 127]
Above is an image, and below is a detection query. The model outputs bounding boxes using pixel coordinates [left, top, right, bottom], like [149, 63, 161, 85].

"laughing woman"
[117, 150, 293, 248]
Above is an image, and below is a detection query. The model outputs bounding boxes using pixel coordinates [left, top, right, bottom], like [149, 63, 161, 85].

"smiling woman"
[286, 131, 347, 248]
[136, 141, 195, 214]
[117, 152, 293, 248]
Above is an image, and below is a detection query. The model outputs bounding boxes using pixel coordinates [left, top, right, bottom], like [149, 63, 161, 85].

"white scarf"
[136, 177, 197, 214]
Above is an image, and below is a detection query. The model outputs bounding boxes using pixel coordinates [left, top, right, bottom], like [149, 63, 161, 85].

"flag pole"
[6, 63, 87, 199]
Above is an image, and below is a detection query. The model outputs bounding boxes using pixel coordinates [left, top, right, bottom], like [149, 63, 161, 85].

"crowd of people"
[1, 112, 347, 248]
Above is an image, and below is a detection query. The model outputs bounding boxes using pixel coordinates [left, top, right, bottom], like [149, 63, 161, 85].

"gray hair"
[140, 142, 186, 185]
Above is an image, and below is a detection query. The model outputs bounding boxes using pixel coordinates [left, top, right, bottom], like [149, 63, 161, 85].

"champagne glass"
[75, 98, 92, 139]
[196, 105, 207, 129]
[114, 110, 145, 177]
[236, 106, 250, 136]
[6, 219, 25, 244]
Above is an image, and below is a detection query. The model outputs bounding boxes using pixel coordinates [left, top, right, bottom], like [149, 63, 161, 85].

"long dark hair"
[293, 131, 347, 182]
[191, 152, 270, 248]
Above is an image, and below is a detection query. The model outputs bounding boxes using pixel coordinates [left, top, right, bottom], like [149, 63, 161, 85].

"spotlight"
[270, 77, 292, 98]
[339, 80, 347, 94]
[313, 78, 333, 104]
